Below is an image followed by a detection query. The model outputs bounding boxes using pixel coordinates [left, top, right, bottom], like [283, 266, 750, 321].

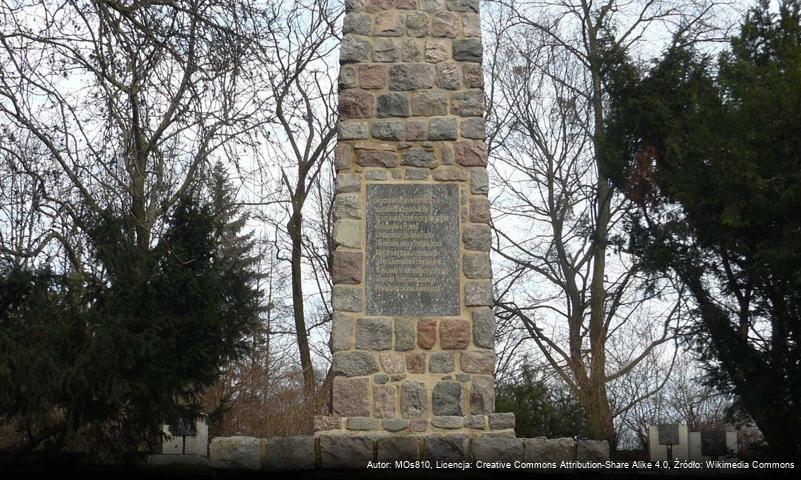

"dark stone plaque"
[701, 430, 728, 457]
[366, 184, 460, 316]
[658, 424, 680, 445]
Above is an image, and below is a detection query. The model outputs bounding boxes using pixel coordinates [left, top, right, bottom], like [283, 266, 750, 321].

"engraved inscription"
[366, 184, 460, 316]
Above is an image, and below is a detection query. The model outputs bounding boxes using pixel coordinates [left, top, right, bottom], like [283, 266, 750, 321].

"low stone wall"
[209, 435, 609, 471]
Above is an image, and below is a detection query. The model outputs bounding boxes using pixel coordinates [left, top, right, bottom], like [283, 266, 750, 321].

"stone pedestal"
[326, 0, 506, 436]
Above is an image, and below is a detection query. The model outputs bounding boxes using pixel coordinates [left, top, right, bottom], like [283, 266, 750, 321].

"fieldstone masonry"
[324, 0, 505, 437]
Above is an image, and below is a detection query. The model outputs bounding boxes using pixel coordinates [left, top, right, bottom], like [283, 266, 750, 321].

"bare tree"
[485, 0, 732, 447]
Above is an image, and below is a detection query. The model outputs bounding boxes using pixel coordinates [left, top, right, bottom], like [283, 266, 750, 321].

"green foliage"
[495, 363, 587, 439]
[0, 188, 260, 457]
[603, 0, 801, 459]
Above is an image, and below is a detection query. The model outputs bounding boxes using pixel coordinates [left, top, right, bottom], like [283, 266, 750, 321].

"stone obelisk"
[319, 0, 513, 436]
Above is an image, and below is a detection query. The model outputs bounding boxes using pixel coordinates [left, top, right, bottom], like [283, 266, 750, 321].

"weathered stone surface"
[382, 418, 410, 432]
[263, 436, 315, 471]
[433, 167, 466, 181]
[333, 351, 378, 377]
[470, 374, 495, 414]
[396, 0, 417, 8]
[334, 219, 361, 249]
[417, 319, 437, 349]
[346, 416, 380, 431]
[488, 412, 515, 430]
[371, 387, 396, 419]
[339, 65, 357, 89]
[432, 12, 458, 37]
[406, 119, 428, 140]
[405, 168, 429, 180]
[373, 38, 400, 62]
[425, 39, 450, 63]
[432, 416, 463, 429]
[365, 169, 386, 180]
[319, 435, 374, 469]
[365, 0, 392, 11]
[463, 13, 481, 37]
[335, 193, 360, 220]
[451, 90, 483, 117]
[373, 373, 389, 384]
[356, 317, 392, 350]
[331, 313, 354, 352]
[461, 351, 495, 374]
[523, 437, 577, 463]
[380, 352, 406, 373]
[210, 436, 263, 470]
[335, 144, 352, 171]
[373, 10, 403, 36]
[341, 36, 370, 63]
[453, 38, 482, 62]
[447, 0, 479, 12]
[436, 63, 460, 90]
[372, 120, 405, 140]
[333, 376, 370, 416]
[357, 149, 398, 167]
[343, 13, 373, 35]
[338, 120, 370, 140]
[465, 414, 486, 429]
[401, 38, 423, 62]
[313, 415, 341, 432]
[332, 285, 362, 312]
[470, 437, 523, 464]
[465, 280, 492, 306]
[377, 437, 419, 461]
[394, 318, 416, 351]
[389, 64, 434, 90]
[429, 117, 457, 140]
[462, 63, 484, 88]
[469, 196, 491, 224]
[429, 351, 455, 373]
[403, 148, 437, 167]
[366, 185, 460, 316]
[335, 173, 361, 193]
[460, 117, 485, 139]
[440, 319, 470, 349]
[377, 92, 409, 117]
[420, 0, 443, 11]
[406, 352, 425, 373]
[463, 252, 491, 279]
[454, 140, 487, 166]
[332, 251, 362, 284]
[406, 12, 429, 37]
[472, 307, 495, 348]
[470, 168, 489, 194]
[432, 381, 463, 415]
[400, 381, 427, 418]
[424, 435, 466, 462]
[345, 0, 366, 10]
[411, 91, 448, 116]
[577, 439, 610, 462]
[463, 223, 491, 251]
[359, 64, 388, 89]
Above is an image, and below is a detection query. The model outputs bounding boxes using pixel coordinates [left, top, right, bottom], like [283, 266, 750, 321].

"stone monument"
[317, 0, 510, 438]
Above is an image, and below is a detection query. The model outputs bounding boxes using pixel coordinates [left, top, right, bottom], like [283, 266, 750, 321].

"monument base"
[313, 413, 515, 436]
[208, 434, 609, 471]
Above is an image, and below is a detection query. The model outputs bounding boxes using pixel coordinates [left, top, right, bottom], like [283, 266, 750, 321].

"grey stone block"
[400, 381, 427, 418]
[577, 439, 609, 462]
[470, 168, 489, 194]
[263, 436, 315, 471]
[463, 223, 491, 251]
[429, 352, 455, 373]
[382, 418, 410, 432]
[334, 193, 361, 220]
[472, 308, 495, 348]
[341, 36, 370, 63]
[464, 415, 486, 429]
[355, 317, 392, 350]
[319, 435, 374, 469]
[209, 436, 262, 470]
[372, 120, 406, 140]
[488, 412, 515, 430]
[432, 381, 463, 416]
[346, 416, 381, 431]
[403, 148, 437, 167]
[465, 280, 493, 306]
[429, 117, 458, 140]
[332, 286, 362, 312]
[424, 435, 467, 462]
[452, 39, 482, 62]
[394, 318, 416, 351]
[447, 0, 479, 12]
[377, 436, 419, 461]
[377, 92, 409, 117]
[332, 351, 378, 377]
[523, 437, 577, 463]
[431, 416, 463, 429]
[469, 437, 523, 464]
[330, 313, 353, 352]
[338, 121, 369, 140]
[389, 64, 434, 90]
[470, 375, 495, 414]
[343, 13, 373, 35]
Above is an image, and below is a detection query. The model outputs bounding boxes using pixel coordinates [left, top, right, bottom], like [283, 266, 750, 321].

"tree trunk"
[288, 210, 315, 400]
